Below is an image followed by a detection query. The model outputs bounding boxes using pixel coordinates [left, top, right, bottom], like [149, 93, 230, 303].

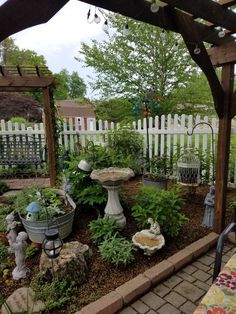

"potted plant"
[143, 156, 168, 190]
[15, 187, 76, 243]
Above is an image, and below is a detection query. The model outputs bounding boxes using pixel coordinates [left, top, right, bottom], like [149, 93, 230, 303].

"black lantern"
[42, 229, 63, 259]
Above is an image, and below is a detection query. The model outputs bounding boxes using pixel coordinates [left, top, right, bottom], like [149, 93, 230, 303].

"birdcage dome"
[177, 148, 201, 186]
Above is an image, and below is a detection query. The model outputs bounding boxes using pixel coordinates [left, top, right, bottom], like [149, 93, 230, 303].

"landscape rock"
[39, 241, 92, 285]
[1, 287, 45, 314]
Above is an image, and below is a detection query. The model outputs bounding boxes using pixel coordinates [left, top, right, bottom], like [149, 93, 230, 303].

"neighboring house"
[56, 100, 96, 130]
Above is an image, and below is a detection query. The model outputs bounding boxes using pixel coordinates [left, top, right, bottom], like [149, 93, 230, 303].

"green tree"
[94, 98, 135, 122]
[77, 14, 197, 116]
[1, 38, 46, 66]
[169, 73, 214, 116]
[54, 69, 86, 100]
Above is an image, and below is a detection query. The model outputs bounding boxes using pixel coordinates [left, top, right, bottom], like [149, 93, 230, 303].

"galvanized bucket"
[19, 191, 76, 244]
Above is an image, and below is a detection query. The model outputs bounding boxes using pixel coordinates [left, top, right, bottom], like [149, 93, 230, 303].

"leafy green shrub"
[108, 127, 143, 174]
[131, 185, 187, 237]
[15, 187, 65, 220]
[32, 275, 76, 311]
[0, 243, 9, 272]
[0, 181, 8, 195]
[0, 205, 14, 232]
[99, 235, 136, 266]
[89, 217, 119, 245]
[64, 157, 107, 208]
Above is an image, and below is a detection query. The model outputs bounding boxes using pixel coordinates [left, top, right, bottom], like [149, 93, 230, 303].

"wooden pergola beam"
[208, 41, 236, 66]
[0, 0, 68, 42]
[0, 0, 235, 47]
[168, 8, 224, 118]
[220, 0, 236, 8]
[0, 77, 55, 88]
[214, 63, 235, 233]
[163, 0, 236, 33]
[78, 0, 235, 46]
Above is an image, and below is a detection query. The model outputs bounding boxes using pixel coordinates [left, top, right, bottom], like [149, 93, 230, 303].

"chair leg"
[213, 222, 236, 282]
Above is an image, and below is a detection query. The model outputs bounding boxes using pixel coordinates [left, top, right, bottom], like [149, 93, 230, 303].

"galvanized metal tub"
[19, 191, 76, 244]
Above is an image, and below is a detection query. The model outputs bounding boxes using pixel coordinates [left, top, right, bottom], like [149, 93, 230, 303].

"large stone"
[39, 241, 92, 285]
[1, 287, 45, 314]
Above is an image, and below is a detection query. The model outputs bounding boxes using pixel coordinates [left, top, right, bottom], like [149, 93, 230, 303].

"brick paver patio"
[119, 242, 235, 314]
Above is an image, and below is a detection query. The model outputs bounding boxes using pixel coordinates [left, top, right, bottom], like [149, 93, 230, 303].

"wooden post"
[214, 63, 234, 233]
[43, 87, 57, 187]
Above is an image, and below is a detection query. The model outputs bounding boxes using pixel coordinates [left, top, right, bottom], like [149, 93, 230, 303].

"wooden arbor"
[0, 66, 57, 187]
[0, 0, 236, 232]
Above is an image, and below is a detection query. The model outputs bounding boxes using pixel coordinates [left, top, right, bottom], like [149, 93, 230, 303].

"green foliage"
[1, 38, 47, 67]
[54, 69, 87, 100]
[144, 155, 169, 180]
[14, 187, 65, 220]
[107, 127, 143, 174]
[78, 13, 197, 115]
[26, 244, 38, 259]
[64, 157, 107, 208]
[32, 275, 76, 311]
[0, 181, 9, 195]
[99, 235, 136, 266]
[94, 98, 135, 123]
[131, 185, 187, 237]
[0, 243, 9, 261]
[89, 217, 119, 245]
[169, 73, 214, 116]
[0, 205, 13, 232]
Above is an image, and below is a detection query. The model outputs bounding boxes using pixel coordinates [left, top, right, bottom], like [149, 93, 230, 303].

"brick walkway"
[118, 242, 235, 314]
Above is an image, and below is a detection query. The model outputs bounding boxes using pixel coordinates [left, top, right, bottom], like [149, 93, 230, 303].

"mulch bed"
[0, 177, 235, 313]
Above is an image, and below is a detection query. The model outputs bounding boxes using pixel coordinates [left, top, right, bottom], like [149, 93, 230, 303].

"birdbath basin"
[90, 167, 134, 228]
[132, 230, 165, 256]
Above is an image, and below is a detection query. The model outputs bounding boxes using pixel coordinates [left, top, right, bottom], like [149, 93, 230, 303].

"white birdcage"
[177, 148, 201, 186]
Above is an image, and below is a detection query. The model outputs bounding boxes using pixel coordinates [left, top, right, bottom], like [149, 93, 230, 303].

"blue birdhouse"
[26, 202, 40, 221]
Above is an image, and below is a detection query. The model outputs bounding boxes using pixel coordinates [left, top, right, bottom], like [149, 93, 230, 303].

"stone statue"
[202, 185, 215, 228]
[12, 231, 30, 280]
[6, 212, 18, 253]
[147, 218, 161, 235]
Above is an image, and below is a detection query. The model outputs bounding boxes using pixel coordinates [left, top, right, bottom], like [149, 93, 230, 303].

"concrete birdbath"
[90, 167, 134, 228]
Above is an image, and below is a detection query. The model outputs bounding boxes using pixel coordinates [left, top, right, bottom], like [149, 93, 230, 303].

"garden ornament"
[6, 212, 19, 253]
[12, 231, 30, 280]
[202, 185, 215, 228]
[26, 201, 40, 221]
[78, 159, 91, 172]
[147, 218, 161, 235]
[132, 218, 165, 256]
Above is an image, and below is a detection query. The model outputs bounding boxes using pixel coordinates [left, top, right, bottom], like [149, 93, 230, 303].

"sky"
[0, 0, 106, 97]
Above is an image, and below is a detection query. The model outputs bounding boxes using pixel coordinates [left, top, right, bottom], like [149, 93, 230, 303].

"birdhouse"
[26, 202, 40, 221]
[177, 148, 201, 186]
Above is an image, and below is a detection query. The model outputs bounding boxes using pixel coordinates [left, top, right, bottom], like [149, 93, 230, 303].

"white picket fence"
[1, 115, 236, 184]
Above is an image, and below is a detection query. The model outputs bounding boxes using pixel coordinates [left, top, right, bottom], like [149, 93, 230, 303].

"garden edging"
[75, 232, 219, 314]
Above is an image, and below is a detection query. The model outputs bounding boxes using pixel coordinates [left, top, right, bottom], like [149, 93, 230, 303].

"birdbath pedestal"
[90, 167, 134, 228]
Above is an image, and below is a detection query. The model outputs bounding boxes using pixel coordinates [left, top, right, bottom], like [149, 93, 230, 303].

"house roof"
[56, 100, 95, 118]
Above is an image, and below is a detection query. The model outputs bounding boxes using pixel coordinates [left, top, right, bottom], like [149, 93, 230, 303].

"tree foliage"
[169, 73, 215, 116]
[1, 38, 46, 66]
[54, 69, 87, 100]
[78, 14, 198, 115]
[94, 98, 135, 122]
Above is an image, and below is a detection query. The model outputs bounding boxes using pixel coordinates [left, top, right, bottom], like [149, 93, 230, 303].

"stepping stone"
[1, 287, 45, 314]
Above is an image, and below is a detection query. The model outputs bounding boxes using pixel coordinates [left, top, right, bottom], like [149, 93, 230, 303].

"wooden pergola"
[0, 0, 236, 233]
[0, 65, 57, 187]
